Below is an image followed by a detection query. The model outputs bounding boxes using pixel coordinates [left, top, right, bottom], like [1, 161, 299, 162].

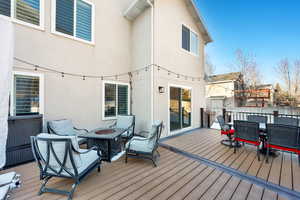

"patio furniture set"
[30, 115, 163, 200]
[218, 115, 300, 163]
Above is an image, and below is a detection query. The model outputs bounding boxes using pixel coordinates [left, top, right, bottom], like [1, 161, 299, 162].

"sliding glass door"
[169, 86, 191, 131]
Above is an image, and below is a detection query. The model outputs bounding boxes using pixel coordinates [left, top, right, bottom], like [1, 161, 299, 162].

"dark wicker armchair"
[31, 134, 101, 200]
[217, 115, 234, 147]
[274, 117, 299, 126]
[266, 124, 300, 164]
[247, 115, 268, 124]
[234, 120, 261, 161]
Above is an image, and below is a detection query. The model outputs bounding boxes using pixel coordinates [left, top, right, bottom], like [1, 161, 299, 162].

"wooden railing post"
[207, 112, 211, 128]
[200, 108, 204, 128]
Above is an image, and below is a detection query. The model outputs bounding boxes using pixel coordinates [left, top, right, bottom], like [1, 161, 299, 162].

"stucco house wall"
[13, 0, 133, 130]
[153, 0, 207, 137]
[10, 0, 210, 136]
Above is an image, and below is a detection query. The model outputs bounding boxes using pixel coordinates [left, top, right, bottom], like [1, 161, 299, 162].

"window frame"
[181, 24, 199, 57]
[102, 80, 130, 121]
[10, 71, 45, 116]
[0, 0, 45, 30]
[51, 0, 95, 45]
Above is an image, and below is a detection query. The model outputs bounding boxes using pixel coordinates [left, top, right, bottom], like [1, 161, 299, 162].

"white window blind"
[0, 0, 42, 27]
[55, 0, 93, 42]
[14, 74, 40, 116]
[104, 83, 129, 118]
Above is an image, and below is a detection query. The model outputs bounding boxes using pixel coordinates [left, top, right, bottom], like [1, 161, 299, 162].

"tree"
[230, 49, 262, 88]
[204, 54, 215, 77]
[275, 58, 300, 106]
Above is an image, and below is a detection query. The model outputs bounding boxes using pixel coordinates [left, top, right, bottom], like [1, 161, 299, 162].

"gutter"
[147, 0, 154, 124]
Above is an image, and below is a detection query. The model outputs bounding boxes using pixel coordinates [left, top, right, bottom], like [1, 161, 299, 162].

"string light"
[14, 58, 204, 81]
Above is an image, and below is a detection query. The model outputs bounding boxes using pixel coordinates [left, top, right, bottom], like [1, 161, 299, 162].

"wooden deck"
[3, 128, 298, 200]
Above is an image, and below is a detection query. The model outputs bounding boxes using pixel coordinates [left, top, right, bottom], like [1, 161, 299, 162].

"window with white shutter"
[0, 0, 43, 28]
[53, 0, 94, 43]
[11, 72, 44, 116]
[103, 82, 130, 119]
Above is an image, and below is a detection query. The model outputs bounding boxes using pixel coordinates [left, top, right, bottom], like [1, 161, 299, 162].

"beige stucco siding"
[13, 0, 134, 130]
[153, 0, 206, 137]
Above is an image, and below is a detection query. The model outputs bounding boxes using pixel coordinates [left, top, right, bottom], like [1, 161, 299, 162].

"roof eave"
[186, 0, 213, 44]
[124, 0, 151, 21]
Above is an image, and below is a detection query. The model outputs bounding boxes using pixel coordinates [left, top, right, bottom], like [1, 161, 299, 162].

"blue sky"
[195, 0, 300, 84]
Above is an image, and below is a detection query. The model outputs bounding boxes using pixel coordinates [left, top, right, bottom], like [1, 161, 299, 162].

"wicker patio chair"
[233, 120, 261, 161]
[266, 124, 300, 164]
[274, 117, 299, 126]
[47, 119, 88, 145]
[217, 115, 234, 147]
[109, 115, 135, 141]
[125, 120, 163, 167]
[31, 134, 101, 200]
[247, 115, 268, 124]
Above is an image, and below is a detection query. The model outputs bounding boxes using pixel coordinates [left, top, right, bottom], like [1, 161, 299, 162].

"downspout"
[147, 0, 154, 123]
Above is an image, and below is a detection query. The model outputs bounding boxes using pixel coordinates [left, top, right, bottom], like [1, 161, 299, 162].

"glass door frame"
[168, 84, 193, 135]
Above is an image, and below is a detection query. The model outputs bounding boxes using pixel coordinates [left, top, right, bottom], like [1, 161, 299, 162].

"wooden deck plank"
[280, 152, 292, 189]
[246, 184, 264, 200]
[292, 154, 300, 192]
[6, 128, 298, 200]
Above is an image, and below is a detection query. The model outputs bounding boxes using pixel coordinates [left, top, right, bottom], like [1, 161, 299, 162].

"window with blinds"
[0, 0, 41, 26]
[14, 74, 40, 116]
[182, 25, 199, 55]
[55, 0, 93, 42]
[104, 83, 129, 118]
[0, 0, 11, 17]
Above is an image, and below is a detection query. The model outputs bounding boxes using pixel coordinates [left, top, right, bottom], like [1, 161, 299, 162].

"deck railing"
[200, 108, 300, 128]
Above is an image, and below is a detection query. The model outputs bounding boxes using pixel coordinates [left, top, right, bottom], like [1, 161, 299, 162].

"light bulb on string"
[83, 76, 86, 80]
[61, 72, 64, 78]
[34, 65, 38, 71]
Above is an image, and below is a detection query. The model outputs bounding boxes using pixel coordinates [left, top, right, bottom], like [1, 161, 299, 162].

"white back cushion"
[36, 133, 82, 170]
[116, 115, 134, 129]
[49, 120, 76, 136]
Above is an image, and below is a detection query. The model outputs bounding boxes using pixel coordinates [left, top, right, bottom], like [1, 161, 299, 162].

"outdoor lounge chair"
[247, 115, 268, 124]
[47, 119, 88, 145]
[125, 120, 163, 167]
[109, 115, 135, 141]
[233, 120, 261, 161]
[266, 124, 300, 164]
[274, 117, 299, 126]
[217, 115, 234, 147]
[31, 134, 101, 200]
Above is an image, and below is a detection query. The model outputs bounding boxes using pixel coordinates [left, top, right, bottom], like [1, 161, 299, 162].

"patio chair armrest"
[134, 131, 149, 138]
[74, 146, 101, 156]
[109, 121, 117, 128]
[131, 137, 148, 141]
[74, 127, 89, 133]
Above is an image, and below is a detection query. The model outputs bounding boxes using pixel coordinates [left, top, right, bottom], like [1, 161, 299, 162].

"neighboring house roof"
[124, 0, 212, 44]
[208, 72, 242, 83]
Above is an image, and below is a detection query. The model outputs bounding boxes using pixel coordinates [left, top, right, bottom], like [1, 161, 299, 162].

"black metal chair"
[109, 115, 135, 142]
[47, 119, 88, 145]
[266, 124, 300, 164]
[274, 117, 299, 126]
[217, 115, 234, 147]
[125, 121, 163, 167]
[247, 115, 268, 124]
[233, 120, 261, 161]
[31, 134, 101, 200]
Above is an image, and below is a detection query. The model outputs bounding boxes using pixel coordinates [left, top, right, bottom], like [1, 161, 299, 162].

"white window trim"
[0, 0, 45, 31]
[167, 84, 193, 136]
[10, 71, 45, 116]
[102, 81, 130, 121]
[181, 24, 199, 57]
[51, 0, 95, 45]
